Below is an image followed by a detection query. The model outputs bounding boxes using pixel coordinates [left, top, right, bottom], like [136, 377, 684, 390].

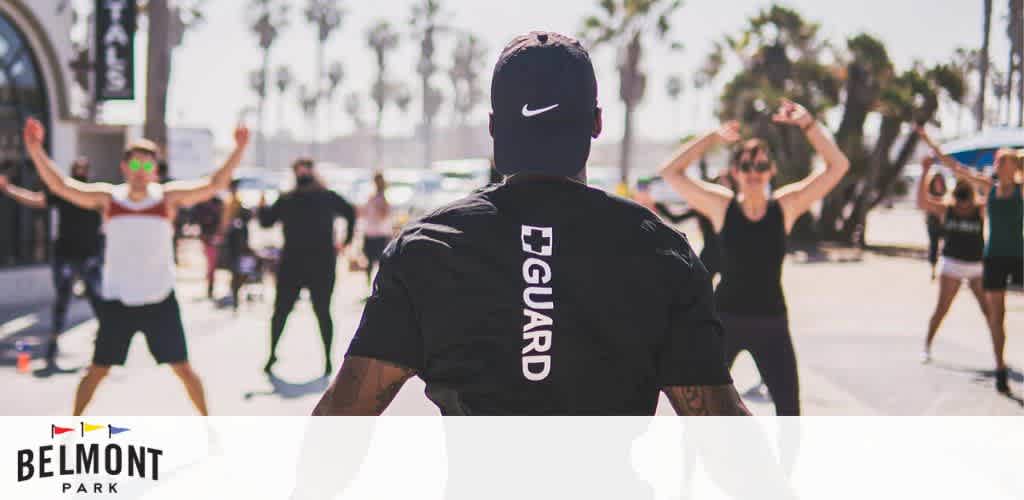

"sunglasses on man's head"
[128, 159, 155, 173]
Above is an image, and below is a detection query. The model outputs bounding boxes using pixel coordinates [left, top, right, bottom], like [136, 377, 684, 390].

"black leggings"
[269, 258, 336, 366]
[926, 218, 943, 266]
[720, 313, 800, 416]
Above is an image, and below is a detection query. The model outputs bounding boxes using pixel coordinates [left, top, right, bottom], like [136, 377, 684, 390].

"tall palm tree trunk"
[979, 0, 993, 130]
[145, 0, 171, 147]
[259, 47, 270, 168]
[619, 104, 634, 186]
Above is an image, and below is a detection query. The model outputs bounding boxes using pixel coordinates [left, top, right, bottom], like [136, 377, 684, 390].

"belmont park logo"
[16, 422, 162, 494]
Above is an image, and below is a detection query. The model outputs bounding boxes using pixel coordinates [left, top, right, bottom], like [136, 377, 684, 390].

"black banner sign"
[95, 0, 136, 101]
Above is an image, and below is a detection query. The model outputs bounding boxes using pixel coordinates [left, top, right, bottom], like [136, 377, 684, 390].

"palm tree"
[367, 20, 401, 168]
[1008, 0, 1023, 125]
[344, 92, 366, 131]
[665, 74, 683, 131]
[581, 0, 685, 185]
[325, 61, 345, 140]
[305, 0, 345, 156]
[979, 0, 994, 130]
[449, 32, 487, 126]
[144, 0, 205, 149]
[275, 66, 293, 135]
[410, 0, 449, 168]
[299, 85, 320, 154]
[247, 0, 289, 168]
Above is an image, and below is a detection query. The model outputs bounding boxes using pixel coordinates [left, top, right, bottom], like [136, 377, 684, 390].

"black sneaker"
[996, 369, 1010, 394]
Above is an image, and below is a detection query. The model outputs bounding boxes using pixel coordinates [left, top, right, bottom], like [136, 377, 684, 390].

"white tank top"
[100, 184, 176, 306]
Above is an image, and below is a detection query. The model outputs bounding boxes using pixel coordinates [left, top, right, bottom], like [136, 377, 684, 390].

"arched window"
[0, 10, 51, 267]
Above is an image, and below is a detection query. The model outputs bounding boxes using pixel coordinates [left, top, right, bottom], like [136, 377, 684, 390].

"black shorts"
[983, 256, 1024, 291]
[93, 293, 188, 366]
[363, 236, 390, 263]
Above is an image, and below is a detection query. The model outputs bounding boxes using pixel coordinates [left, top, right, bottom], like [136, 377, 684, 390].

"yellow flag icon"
[82, 422, 106, 433]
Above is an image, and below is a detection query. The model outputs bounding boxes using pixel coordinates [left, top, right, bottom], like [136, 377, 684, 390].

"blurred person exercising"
[0, 158, 102, 371]
[23, 117, 250, 415]
[659, 104, 850, 417]
[258, 158, 356, 377]
[360, 172, 392, 285]
[919, 126, 1022, 393]
[916, 157, 989, 364]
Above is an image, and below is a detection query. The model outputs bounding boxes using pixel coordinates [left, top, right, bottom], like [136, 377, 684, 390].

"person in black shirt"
[311, 31, 748, 417]
[258, 158, 356, 377]
[659, 108, 850, 417]
[924, 169, 948, 280]
[0, 158, 103, 370]
[916, 158, 989, 364]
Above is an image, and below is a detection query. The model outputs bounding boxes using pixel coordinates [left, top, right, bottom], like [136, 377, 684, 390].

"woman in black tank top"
[659, 99, 850, 417]
[916, 161, 989, 363]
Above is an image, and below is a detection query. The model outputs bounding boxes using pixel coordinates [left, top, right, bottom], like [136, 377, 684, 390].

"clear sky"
[94, 0, 1005, 148]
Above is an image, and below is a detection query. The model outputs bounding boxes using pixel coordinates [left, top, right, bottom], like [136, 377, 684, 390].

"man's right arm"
[663, 385, 752, 416]
[312, 356, 415, 416]
[23, 118, 110, 210]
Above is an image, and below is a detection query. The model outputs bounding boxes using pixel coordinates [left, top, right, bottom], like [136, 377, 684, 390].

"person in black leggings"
[924, 171, 948, 280]
[258, 158, 356, 377]
[659, 100, 850, 416]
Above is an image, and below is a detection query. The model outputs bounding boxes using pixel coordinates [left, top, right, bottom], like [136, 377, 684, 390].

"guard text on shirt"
[521, 225, 554, 381]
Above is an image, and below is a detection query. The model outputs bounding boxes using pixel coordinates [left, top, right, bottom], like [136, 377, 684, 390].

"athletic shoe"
[920, 350, 932, 364]
[996, 368, 1009, 394]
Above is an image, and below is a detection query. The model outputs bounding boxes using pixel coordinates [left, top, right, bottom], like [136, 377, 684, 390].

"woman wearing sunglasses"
[659, 99, 850, 416]
[915, 156, 989, 366]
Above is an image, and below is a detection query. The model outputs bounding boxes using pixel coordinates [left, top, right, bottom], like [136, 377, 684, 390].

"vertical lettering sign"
[95, 0, 136, 101]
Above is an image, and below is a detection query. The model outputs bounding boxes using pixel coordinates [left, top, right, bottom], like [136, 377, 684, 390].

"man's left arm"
[165, 125, 249, 208]
[331, 191, 356, 246]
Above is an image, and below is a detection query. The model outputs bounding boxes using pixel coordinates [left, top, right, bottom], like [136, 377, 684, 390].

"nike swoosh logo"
[522, 103, 559, 117]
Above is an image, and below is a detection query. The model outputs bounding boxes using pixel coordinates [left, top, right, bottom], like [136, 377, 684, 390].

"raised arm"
[915, 125, 993, 191]
[312, 356, 415, 416]
[165, 125, 250, 208]
[916, 158, 947, 218]
[773, 100, 851, 227]
[658, 121, 740, 229]
[0, 175, 46, 209]
[22, 118, 111, 210]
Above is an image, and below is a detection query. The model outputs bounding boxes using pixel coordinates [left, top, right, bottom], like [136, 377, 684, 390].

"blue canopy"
[942, 127, 1024, 168]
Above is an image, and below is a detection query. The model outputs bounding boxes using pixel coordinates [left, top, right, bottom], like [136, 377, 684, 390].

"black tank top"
[715, 199, 787, 316]
[941, 206, 984, 261]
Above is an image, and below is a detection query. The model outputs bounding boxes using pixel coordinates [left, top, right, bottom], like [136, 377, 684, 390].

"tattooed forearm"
[312, 356, 415, 416]
[663, 385, 752, 416]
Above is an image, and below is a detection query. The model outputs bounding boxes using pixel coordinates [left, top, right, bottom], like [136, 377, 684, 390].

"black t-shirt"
[258, 188, 355, 261]
[347, 177, 731, 415]
[46, 192, 102, 259]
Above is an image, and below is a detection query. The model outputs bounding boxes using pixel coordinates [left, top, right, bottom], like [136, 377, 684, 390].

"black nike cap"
[491, 31, 599, 177]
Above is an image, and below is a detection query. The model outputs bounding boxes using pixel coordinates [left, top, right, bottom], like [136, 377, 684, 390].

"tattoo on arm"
[313, 356, 415, 416]
[664, 385, 752, 416]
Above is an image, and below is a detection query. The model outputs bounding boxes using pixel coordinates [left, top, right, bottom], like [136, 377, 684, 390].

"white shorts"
[939, 256, 984, 280]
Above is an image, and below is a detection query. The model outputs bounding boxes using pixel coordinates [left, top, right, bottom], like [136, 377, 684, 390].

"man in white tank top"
[23, 117, 250, 416]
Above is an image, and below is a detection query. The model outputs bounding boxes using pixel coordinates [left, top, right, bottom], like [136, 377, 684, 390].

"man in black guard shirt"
[312, 32, 749, 416]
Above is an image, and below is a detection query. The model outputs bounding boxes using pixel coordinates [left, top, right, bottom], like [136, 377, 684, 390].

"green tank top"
[986, 183, 1023, 258]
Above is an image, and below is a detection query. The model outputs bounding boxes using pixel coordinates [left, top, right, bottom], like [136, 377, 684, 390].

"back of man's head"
[490, 32, 600, 179]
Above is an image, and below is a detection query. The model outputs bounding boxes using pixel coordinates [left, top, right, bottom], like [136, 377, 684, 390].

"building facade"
[0, 0, 79, 305]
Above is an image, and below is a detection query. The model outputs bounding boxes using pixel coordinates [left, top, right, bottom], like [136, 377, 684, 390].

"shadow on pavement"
[244, 373, 329, 401]
[929, 361, 1024, 407]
